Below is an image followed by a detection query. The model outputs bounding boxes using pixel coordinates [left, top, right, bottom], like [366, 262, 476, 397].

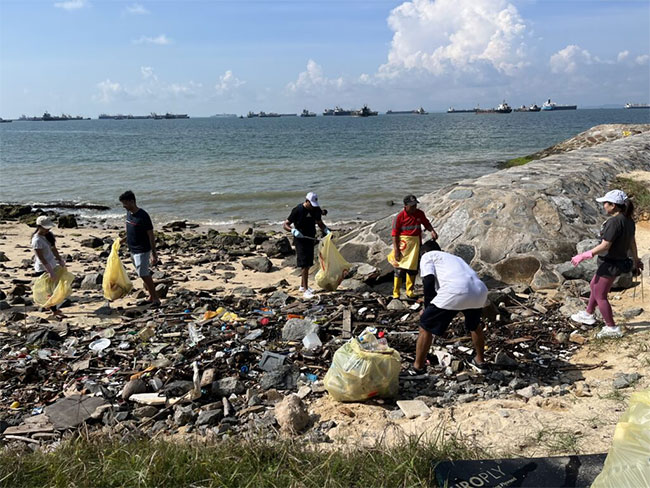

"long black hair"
[615, 199, 635, 220]
[32, 227, 56, 246]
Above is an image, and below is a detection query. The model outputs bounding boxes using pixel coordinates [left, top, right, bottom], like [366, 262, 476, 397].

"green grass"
[502, 155, 535, 168]
[0, 431, 487, 488]
[612, 176, 650, 218]
[534, 427, 582, 455]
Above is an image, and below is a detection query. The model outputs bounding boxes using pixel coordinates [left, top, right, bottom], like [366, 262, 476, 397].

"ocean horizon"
[1, 109, 648, 228]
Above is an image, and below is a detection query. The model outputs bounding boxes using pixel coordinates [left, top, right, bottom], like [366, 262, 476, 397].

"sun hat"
[36, 216, 54, 229]
[306, 192, 319, 207]
[596, 189, 627, 205]
[403, 194, 419, 206]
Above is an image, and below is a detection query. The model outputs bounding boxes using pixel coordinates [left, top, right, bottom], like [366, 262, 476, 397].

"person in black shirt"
[283, 192, 330, 298]
[119, 190, 160, 305]
[570, 189, 643, 338]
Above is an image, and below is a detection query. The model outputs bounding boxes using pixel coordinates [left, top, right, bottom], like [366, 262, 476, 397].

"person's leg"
[393, 269, 405, 298]
[141, 275, 158, 303]
[590, 274, 616, 326]
[301, 267, 309, 290]
[585, 274, 599, 315]
[134, 252, 158, 303]
[414, 327, 433, 370]
[464, 308, 485, 363]
[405, 270, 417, 298]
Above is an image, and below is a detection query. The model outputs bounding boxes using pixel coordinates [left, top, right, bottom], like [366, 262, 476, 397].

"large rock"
[58, 214, 78, 228]
[336, 125, 650, 289]
[80, 272, 103, 290]
[261, 237, 293, 257]
[242, 256, 273, 273]
[274, 394, 310, 433]
[282, 318, 318, 341]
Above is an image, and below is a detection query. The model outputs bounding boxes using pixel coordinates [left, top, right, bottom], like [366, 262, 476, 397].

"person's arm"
[34, 248, 56, 278]
[316, 219, 330, 235]
[392, 214, 402, 262]
[421, 212, 438, 240]
[147, 229, 158, 265]
[630, 236, 644, 273]
[51, 245, 65, 267]
[571, 239, 611, 265]
[283, 219, 292, 233]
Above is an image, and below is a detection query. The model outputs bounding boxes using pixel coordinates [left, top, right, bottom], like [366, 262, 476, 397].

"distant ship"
[18, 112, 87, 121]
[354, 105, 378, 117]
[99, 114, 154, 120]
[247, 111, 280, 118]
[387, 107, 427, 115]
[514, 104, 541, 112]
[279, 113, 297, 117]
[447, 107, 477, 113]
[211, 113, 238, 118]
[333, 106, 354, 116]
[163, 113, 189, 119]
[323, 108, 334, 116]
[541, 99, 577, 111]
[0, 118, 11, 123]
[495, 101, 512, 113]
[624, 103, 650, 109]
[300, 109, 316, 117]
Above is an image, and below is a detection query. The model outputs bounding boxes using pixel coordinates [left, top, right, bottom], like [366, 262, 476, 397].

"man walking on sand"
[413, 242, 488, 374]
[283, 192, 330, 299]
[119, 190, 160, 306]
[389, 194, 438, 299]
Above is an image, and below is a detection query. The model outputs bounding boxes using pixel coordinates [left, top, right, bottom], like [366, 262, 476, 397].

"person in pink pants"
[570, 189, 643, 338]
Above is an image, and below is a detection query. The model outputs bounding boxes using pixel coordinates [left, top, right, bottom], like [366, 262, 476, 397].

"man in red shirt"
[390, 195, 438, 299]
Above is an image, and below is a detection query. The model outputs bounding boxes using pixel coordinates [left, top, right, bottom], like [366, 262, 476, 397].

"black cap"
[403, 194, 419, 206]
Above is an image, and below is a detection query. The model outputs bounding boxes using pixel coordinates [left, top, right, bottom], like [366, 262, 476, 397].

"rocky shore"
[0, 124, 648, 456]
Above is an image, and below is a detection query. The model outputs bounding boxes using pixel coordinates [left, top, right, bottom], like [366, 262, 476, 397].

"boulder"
[57, 215, 78, 229]
[242, 256, 273, 273]
[80, 272, 103, 290]
[274, 394, 309, 433]
[81, 237, 104, 248]
[212, 377, 245, 396]
[261, 237, 293, 257]
[0, 251, 8, 263]
[335, 127, 650, 288]
[338, 279, 371, 293]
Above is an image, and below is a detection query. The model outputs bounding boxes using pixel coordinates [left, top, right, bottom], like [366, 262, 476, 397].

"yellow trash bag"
[324, 339, 401, 402]
[32, 267, 74, 308]
[102, 239, 133, 301]
[315, 233, 350, 291]
[591, 388, 650, 488]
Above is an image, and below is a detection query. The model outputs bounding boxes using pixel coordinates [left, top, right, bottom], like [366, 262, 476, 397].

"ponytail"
[622, 199, 635, 220]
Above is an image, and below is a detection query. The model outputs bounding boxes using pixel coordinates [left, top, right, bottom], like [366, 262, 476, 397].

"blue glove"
[291, 228, 304, 238]
[323, 227, 331, 236]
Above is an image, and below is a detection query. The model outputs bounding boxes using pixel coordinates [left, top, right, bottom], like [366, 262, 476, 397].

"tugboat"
[355, 104, 378, 117]
[542, 99, 577, 111]
[300, 109, 316, 117]
[495, 101, 512, 113]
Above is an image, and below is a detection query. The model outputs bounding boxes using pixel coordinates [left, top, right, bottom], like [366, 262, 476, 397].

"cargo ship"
[99, 114, 155, 119]
[387, 107, 427, 115]
[514, 104, 541, 112]
[447, 107, 477, 113]
[300, 109, 316, 117]
[624, 103, 650, 109]
[354, 105, 378, 117]
[495, 101, 512, 113]
[541, 99, 577, 111]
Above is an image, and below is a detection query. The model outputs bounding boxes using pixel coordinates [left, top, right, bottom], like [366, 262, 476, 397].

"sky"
[0, 0, 648, 117]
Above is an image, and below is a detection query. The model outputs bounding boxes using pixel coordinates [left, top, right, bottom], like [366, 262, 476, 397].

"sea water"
[1, 109, 648, 226]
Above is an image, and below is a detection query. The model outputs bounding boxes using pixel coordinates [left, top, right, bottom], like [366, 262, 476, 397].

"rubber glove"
[291, 228, 304, 238]
[571, 250, 593, 267]
[323, 227, 331, 236]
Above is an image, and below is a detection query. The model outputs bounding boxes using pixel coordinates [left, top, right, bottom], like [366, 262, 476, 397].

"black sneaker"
[467, 357, 488, 374]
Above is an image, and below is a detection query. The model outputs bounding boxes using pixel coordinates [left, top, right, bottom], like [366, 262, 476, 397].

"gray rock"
[133, 406, 159, 419]
[388, 410, 405, 420]
[622, 307, 643, 319]
[516, 385, 538, 399]
[81, 237, 104, 248]
[122, 379, 147, 400]
[260, 237, 293, 257]
[387, 299, 406, 311]
[173, 405, 196, 426]
[339, 279, 371, 292]
[260, 365, 300, 391]
[0, 301, 10, 311]
[267, 291, 289, 308]
[196, 409, 223, 426]
[57, 215, 77, 229]
[213, 377, 245, 396]
[274, 394, 309, 433]
[0, 251, 8, 263]
[508, 377, 528, 390]
[613, 373, 641, 389]
[494, 350, 518, 367]
[448, 189, 473, 200]
[282, 318, 318, 341]
[80, 272, 103, 290]
[242, 256, 273, 273]
[351, 263, 380, 282]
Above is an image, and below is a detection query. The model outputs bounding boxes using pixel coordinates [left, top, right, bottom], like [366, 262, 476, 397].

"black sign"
[434, 453, 607, 488]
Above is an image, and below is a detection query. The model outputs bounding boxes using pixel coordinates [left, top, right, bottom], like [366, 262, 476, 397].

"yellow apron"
[387, 235, 420, 271]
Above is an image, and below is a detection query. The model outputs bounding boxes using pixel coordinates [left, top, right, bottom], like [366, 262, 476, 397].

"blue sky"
[0, 0, 648, 117]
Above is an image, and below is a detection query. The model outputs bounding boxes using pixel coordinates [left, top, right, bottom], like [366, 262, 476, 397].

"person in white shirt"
[31, 215, 66, 317]
[413, 242, 489, 373]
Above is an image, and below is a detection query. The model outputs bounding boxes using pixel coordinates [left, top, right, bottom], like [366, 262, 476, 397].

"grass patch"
[502, 155, 535, 168]
[0, 432, 488, 488]
[599, 389, 627, 405]
[535, 427, 582, 455]
[612, 176, 650, 218]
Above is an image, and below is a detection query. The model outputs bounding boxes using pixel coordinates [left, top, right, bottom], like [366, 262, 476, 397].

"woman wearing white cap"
[31, 216, 66, 317]
[570, 189, 643, 338]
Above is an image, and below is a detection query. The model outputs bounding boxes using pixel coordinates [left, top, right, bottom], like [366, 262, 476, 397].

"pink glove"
[571, 250, 593, 267]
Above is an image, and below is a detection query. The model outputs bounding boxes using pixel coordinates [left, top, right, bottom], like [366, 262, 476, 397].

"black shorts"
[596, 256, 632, 278]
[420, 303, 482, 336]
[294, 238, 315, 268]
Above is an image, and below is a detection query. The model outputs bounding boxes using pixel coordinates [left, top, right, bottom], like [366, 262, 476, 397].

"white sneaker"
[571, 310, 596, 325]
[596, 326, 622, 339]
[299, 286, 305, 292]
[303, 289, 315, 299]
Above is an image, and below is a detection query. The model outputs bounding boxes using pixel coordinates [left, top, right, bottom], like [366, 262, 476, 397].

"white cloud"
[380, 0, 528, 78]
[126, 3, 149, 15]
[94, 79, 126, 103]
[133, 35, 171, 45]
[549, 45, 593, 74]
[617, 50, 629, 62]
[286, 60, 344, 94]
[636, 54, 649, 65]
[141, 66, 157, 81]
[215, 70, 245, 95]
[54, 0, 87, 10]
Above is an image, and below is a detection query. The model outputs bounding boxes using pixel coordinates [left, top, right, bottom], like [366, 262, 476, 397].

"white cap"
[596, 189, 627, 205]
[36, 216, 54, 229]
[306, 191, 319, 207]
